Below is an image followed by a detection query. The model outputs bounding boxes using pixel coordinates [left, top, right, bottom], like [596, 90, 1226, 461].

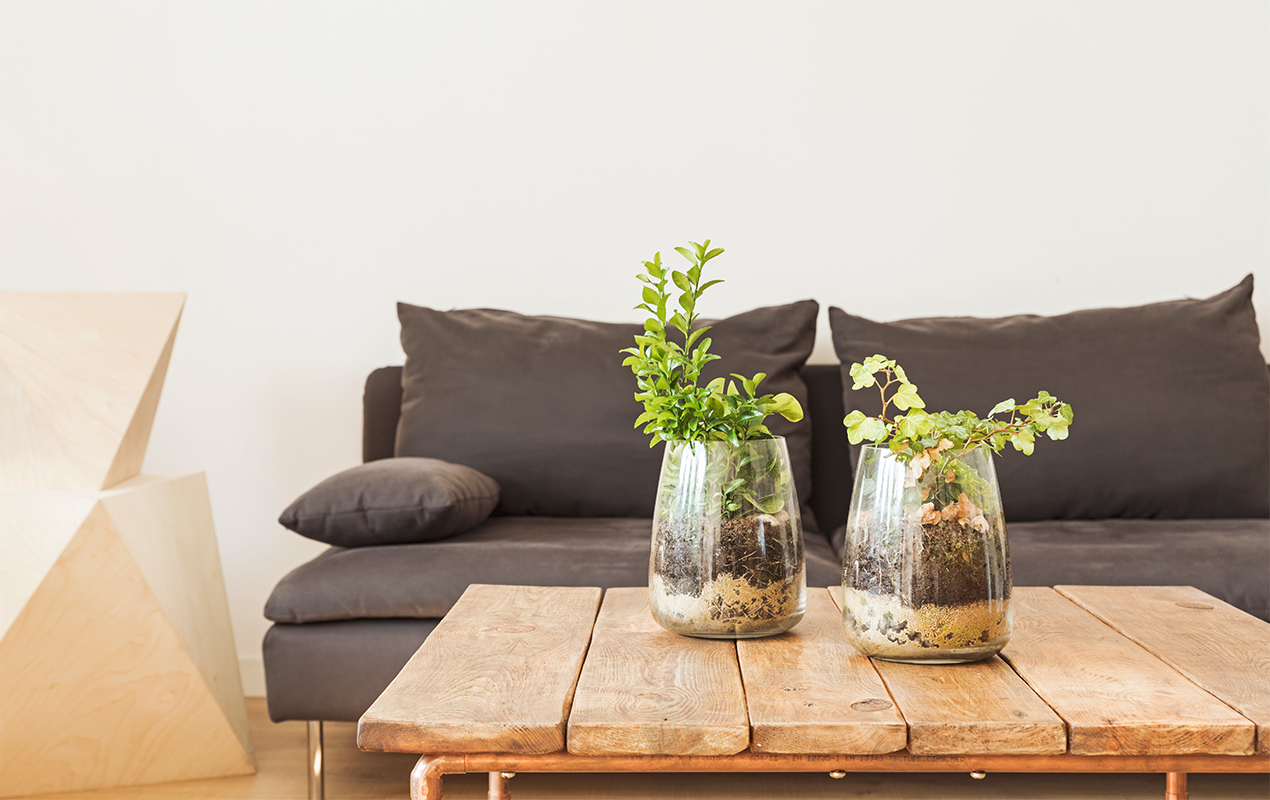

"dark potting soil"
[653, 511, 803, 601]
[846, 518, 1010, 608]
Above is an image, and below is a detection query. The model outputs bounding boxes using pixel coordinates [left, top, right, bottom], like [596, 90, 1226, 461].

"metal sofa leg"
[308, 720, 325, 800]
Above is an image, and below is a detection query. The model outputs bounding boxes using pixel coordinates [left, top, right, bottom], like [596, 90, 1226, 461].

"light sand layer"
[843, 587, 1010, 661]
[651, 571, 804, 637]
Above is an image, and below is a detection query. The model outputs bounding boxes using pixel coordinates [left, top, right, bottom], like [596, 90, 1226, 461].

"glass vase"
[649, 436, 806, 638]
[841, 444, 1011, 663]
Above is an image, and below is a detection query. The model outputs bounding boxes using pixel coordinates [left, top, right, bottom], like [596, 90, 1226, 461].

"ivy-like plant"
[843, 355, 1073, 511]
[621, 240, 803, 447]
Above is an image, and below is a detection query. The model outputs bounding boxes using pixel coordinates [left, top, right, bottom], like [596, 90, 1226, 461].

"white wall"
[1, 2, 1266, 695]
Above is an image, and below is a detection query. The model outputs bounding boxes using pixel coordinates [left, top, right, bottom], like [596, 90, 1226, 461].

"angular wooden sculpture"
[0, 293, 254, 796]
[0, 292, 186, 491]
[0, 474, 256, 797]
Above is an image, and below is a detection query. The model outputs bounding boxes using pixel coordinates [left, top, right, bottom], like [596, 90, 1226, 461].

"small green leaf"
[765, 392, 804, 422]
[892, 383, 925, 410]
[1010, 429, 1036, 455]
[988, 398, 1015, 417]
[745, 493, 786, 514]
[859, 417, 889, 442]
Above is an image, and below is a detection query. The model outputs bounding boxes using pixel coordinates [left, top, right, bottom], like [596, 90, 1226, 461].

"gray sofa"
[263, 368, 1270, 724]
[263, 282, 1270, 737]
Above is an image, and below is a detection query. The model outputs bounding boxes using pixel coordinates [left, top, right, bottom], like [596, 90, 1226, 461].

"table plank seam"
[1054, 586, 1267, 755]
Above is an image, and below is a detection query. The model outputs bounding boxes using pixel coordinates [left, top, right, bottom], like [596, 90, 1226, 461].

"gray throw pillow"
[279, 458, 500, 546]
[829, 276, 1269, 521]
[395, 300, 820, 524]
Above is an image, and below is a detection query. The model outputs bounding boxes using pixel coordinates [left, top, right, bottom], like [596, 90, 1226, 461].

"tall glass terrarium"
[841, 444, 1011, 663]
[649, 437, 806, 639]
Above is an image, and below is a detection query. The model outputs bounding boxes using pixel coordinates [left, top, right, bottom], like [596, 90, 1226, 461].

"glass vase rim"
[666, 435, 787, 445]
[859, 442, 990, 455]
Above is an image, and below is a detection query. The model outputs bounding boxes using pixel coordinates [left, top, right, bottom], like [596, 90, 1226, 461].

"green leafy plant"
[621, 240, 803, 447]
[621, 240, 804, 517]
[843, 354, 1073, 514]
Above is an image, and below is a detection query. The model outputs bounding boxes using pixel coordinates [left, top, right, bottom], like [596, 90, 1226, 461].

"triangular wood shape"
[0, 476, 254, 797]
[0, 491, 96, 635]
[98, 473, 253, 754]
[0, 292, 186, 491]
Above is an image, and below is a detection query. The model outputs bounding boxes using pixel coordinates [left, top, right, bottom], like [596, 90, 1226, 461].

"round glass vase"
[649, 436, 806, 639]
[841, 444, 1011, 663]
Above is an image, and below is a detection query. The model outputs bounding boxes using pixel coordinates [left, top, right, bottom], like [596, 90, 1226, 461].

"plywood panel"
[358, 584, 603, 755]
[0, 490, 95, 635]
[1002, 587, 1255, 756]
[0, 356, 84, 488]
[0, 292, 185, 490]
[1056, 585, 1270, 755]
[102, 474, 251, 756]
[567, 588, 750, 756]
[101, 319, 178, 489]
[0, 502, 254, 797]
[738, 588, 906, 754]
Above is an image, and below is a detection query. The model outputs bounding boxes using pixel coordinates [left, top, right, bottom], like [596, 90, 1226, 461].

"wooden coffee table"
[357, 584, 1269, 800]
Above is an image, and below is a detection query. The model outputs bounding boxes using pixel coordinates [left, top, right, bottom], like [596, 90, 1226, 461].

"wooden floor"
[11, 699, 1269, 800]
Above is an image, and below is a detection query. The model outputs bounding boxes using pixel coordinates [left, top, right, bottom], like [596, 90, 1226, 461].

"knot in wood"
[850, 698, 894, 713]
[495, 624, 538, 633]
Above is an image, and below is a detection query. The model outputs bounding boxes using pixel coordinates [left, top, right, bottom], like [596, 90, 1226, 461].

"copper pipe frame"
[407, 751, 1266, 800]
[1165, 771, 1188, 800]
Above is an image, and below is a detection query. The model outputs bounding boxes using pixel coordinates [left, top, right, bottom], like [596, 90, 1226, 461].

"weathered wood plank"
[873, 655, 1067, 755]
[738, 588, 907, 754]
[357, 584, 602, 755]
[567, 588, 749, 756]
[1056, 585, 1270, 756]
[1002, 587, 1255, 756]
[826, 586, 1065, 754]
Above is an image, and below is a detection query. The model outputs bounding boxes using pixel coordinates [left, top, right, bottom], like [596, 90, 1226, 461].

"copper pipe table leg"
[1165, 772, 1187, 800]
[411, 756, 458, 800]
[488, 771, 511, 800]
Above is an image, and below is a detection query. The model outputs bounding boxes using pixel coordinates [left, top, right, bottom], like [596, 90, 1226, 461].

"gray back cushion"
[829, 276, 1269, 520]
[396, 300, 819, 521]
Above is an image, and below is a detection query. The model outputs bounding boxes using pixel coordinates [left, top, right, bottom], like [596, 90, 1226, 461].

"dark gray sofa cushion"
[264, 516, 842, 624]
[1008, 518, 1269, 621]
[829, 276, 1270, 521]
[264, 619, 437, 723]
[395, 301, 820, 525]
[278, 458, 499, 547]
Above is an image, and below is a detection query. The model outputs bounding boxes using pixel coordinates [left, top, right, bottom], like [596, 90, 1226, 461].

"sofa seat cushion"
[1009, 518, 1270, 621]
[265, 516, 843, 624]
[264, 619, 438, 723]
